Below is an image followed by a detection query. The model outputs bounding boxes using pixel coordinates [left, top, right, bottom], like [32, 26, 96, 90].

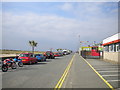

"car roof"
[34, 54, 43, 55]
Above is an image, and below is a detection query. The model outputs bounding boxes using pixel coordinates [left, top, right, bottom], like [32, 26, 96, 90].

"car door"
[32, 54, 37, 63]
[29, 54, 34, 63]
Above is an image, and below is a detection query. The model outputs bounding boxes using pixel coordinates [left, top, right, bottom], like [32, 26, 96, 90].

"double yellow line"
[54, 54, 75, 89]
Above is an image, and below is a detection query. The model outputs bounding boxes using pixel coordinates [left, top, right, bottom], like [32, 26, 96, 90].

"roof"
[103, 33, 120, 46]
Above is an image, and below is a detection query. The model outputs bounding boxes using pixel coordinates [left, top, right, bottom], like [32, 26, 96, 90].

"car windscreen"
[35, 54, 40, 57]
[40, 54, 43, 56]
[19, 54, 29, 57]
[46, 52, 50, 55]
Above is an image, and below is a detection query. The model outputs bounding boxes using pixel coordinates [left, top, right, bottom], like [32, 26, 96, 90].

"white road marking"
[99, 71, 119, 72]
[102, 74, 118, 77]
[96, 68, 119, 71]
[95, 67, 120, 69]
[107, 80, 120, 82]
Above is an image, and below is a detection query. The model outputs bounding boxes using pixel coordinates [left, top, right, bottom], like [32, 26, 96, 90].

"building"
[79, 46, 103, 59]
[103, 33, 120, 63]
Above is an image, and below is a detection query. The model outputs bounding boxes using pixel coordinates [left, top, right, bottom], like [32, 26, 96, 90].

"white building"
[103, 33, 120, 63]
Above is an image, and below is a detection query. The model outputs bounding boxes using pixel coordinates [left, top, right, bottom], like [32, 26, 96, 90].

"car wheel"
[29, 61, 32, 65]
[52, 56, 55, 59]
[35, 61, 38, 64]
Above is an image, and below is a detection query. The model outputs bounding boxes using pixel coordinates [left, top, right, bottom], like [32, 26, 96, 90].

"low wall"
[0, 54, 19, 61]
[103, 52, 120, 63]
[0, 54, 18, 57]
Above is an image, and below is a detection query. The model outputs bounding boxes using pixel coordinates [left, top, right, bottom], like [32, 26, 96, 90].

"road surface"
[1, 53, 119, 90]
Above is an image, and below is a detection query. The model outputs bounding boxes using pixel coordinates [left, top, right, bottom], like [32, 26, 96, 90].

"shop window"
[114, 44, 116, 52]
[109, 45, 111, 52]
[104, 45, 109, 52]
[116, 45, 119, 52]
[118, 46, 119, 51]
[108, 44, 115, 52]
[116, 43, 120, 52]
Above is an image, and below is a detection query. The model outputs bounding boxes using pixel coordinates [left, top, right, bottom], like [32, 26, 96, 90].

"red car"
[19, 53, 38, 64]
[44, 51, 55, 59]
[54, 52, 60, 57]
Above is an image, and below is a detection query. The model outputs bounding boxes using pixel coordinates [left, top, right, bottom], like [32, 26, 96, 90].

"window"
[119, 42, 120, 52]
[115, 43, 120, 52]
[19, 54, 29, 57]
[114, 44, 116, 52]
[116, 44, 119, 52]
[40, 54, 43, 56]
[35, 54, 38, 56]
[104, 45, 109, 52]
[30, 54, 33, 57]
[109, 44, 113, 52]
[116, 45, 119, 52]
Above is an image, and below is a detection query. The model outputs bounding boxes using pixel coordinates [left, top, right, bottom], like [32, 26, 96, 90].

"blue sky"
[2, 2, 75, 18]
[2, 2, 117, 18]
[2, 2, 118, 51]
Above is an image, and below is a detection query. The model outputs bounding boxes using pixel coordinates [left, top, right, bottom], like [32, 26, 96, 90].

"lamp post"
[78, 35, 81, 55]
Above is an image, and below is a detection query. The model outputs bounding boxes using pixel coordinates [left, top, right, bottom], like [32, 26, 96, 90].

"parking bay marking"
[93, 66, 120, 69]
[107, 80, 120, 82]
[98, 71, 119, 73]
[102, 75, 118, 77]
[96, 68, 119, 71]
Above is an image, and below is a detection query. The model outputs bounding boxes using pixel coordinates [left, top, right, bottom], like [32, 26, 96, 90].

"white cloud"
[60, 3, 73, 11]
[2, 11, 117, 51]
[2, 0, 119, 2]
[2, 2, 118, 51]
[59, 2, 118, 20]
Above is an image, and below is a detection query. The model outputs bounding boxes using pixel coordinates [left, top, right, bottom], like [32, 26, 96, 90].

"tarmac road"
[2, 54, 74, 88]
[2, 53, 119, 90]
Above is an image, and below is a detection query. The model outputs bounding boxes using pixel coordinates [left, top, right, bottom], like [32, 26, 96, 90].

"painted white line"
[107, 80, 120, 82]
[102, 74, 118, 77]
[95, 67, 120, 69]
[96, 68, 119, 71]
[99, 71, 119, 72]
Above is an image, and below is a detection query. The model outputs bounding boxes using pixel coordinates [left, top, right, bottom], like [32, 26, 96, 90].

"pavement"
[63, 54, 110, 89]
[85, 58, 120, 90]
[1, 53, 119, 90]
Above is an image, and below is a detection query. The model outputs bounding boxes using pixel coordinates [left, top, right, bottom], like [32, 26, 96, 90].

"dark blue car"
[35, 54, 46, 62]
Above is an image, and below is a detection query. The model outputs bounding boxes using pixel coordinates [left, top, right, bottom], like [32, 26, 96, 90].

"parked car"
[44, 51, 55, 59]
[34, 54, 46, 62]
[63, 51, 69, 55]
[19, 53, 38, 64]
[58, 52, 64, 56]
[62, 50, 72, 55]
[54, 52, 60, 57]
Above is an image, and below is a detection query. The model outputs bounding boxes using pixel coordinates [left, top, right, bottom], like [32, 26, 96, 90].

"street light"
[78, 35, 81, 55]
